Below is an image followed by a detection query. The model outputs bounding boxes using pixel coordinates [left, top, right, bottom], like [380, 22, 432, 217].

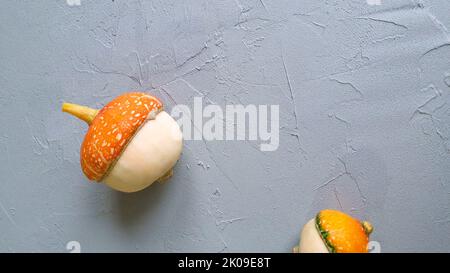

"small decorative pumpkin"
[62, 92, 183, 193]
[293, 209, 373, 253]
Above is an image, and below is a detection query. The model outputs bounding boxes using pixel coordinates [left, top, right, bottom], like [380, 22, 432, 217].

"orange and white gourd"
[62, 92, 183, 193]
[293, 209, 373, 253]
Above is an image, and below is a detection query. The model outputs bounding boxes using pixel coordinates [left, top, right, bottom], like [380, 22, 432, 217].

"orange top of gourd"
[64, 92, 163, 181]
[316, 209, 373, 253]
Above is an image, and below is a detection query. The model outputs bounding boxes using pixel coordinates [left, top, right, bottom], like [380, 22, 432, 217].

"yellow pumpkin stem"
[362, 221, 373, 235]
[62, 102, 99, 125]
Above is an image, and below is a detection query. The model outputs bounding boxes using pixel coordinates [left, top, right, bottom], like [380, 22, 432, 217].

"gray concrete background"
[0, 0, 449, 252]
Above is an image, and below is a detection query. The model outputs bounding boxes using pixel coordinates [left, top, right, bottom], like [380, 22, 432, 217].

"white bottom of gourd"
[103, 111, 183, 193]
[297, 219, 329, 253]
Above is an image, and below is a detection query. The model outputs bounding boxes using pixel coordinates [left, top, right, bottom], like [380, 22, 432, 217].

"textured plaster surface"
[0, 0, 449, 252]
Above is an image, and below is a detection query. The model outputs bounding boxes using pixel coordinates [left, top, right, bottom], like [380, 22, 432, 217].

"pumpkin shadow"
[112, 181, 170, 231]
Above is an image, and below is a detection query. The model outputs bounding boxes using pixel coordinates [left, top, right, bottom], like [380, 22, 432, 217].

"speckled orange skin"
[316, 210, 369, 253]
[80, 92, 163, 181]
